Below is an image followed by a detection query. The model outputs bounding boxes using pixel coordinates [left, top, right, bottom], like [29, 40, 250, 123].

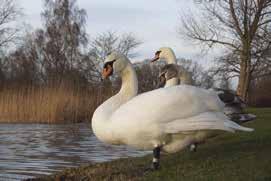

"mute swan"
[155, 54, 256, 123]
[151, 47, 193, 85]
[155, 52, 256, 151]
[92, 52, 253, 170]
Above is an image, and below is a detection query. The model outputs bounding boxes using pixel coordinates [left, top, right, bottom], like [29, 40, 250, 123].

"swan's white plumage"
[156, 47, 256, 124]
[164, 112, 253, 134]
[95, 85, 253, 152]
[92, 52, 253, 154]
[164, 78, 179, 88]
[151, 47, 254, 152]
[111, 85, 224, 125]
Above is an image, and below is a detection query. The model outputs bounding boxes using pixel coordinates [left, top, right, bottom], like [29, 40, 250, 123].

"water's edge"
[0, 123, 148, 181]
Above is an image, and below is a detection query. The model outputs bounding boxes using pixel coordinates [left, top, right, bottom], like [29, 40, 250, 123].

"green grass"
[29, 108, 271, 181]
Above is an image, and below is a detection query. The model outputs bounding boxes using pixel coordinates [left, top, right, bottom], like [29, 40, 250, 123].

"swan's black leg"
[152, 146, 161, 170]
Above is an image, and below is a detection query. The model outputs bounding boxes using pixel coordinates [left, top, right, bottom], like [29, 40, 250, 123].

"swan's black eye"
[103, 59, 116, 69]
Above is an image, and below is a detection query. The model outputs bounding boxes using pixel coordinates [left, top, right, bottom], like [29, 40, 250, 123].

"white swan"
[151, 47, 193, 85]
[152, 48, 256, 151]
[152, 48, 256, 123]
[92, 52, 253, 170]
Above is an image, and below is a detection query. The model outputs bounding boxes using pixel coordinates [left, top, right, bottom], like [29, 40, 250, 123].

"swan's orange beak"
[102, 65, 113, 79]
[151, 50, 161, 63]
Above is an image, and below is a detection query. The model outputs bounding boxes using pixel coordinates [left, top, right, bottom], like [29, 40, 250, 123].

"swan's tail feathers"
[164, 112, 254, 134]
[224, 119, 254, 132]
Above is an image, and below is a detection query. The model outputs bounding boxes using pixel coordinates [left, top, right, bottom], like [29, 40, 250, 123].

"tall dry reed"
[0, 82, 114, 123]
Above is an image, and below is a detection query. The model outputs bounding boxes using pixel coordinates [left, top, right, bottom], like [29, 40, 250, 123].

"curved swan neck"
[100, 62, 138, 112]
[165, 77, 179, 88]
[119, 62, 138, 100]
[92, 61, 138, 131]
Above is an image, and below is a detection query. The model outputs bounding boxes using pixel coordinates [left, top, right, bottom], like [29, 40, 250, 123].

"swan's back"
[111, 85, 224, 125]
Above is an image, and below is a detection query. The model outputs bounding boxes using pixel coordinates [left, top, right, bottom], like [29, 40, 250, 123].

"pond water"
[0, 123, 148, 181]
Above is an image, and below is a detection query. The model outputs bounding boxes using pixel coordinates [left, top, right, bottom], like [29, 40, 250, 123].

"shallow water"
[0, 123, 148, 181]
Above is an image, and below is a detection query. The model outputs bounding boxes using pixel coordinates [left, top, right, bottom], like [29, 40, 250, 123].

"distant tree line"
[0, 0, 219, 91]
[0, 0, 143, 88]
[0, 0, 269, 109]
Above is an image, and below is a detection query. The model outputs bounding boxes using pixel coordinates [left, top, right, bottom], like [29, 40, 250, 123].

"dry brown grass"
[0, 82, 113, 123]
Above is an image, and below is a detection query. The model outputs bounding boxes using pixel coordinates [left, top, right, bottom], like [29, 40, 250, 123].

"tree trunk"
[237, 46, 251, 102]
[237, 68, 250, 101]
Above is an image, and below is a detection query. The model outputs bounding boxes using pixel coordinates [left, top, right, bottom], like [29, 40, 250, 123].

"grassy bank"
[0, 83, 113, 123]
[28, 108, 271, 181]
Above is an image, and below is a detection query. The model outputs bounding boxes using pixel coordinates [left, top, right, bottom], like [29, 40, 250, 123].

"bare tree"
[90, 31, 142, 69]
[134, 60, 161, 93]
[180, 0, 271, 101]
[40, 0, 88, 78]
[2, 0, 142, 86]
[0, 0, 20, 49]
[3, 0, 100, 85]
[177, 58, 215, 88]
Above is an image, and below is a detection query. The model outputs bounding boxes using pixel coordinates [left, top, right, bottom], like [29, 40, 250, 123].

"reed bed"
[0, 82, 114, 123]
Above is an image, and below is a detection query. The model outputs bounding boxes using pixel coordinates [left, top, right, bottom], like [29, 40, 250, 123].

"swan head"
[158, 64, 179, 87]
[102, 52, 129, 78]
[151, 47, 176, 63]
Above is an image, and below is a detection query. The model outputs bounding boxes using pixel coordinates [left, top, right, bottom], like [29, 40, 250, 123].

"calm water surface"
[0, 123, 148, 181]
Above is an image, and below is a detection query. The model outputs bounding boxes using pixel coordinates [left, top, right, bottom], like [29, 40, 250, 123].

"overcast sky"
[18, 0, 213, 63]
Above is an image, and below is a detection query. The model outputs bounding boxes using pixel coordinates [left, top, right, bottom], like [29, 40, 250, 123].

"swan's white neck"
[165, 77, 179, 88]
[94, 62, 138, 121]
[92, 62, 138, 143]
[164, 51, 177, 64]
[118, 62, 138, 101]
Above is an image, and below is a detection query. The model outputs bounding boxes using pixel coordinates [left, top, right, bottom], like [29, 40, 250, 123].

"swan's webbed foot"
[152, 146, 161, 170]
[189, 143, 197, 152]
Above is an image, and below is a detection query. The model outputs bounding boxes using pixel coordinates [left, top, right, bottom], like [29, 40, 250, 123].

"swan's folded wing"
[111, 85, 224, 125]
[163, 112, 254, 134]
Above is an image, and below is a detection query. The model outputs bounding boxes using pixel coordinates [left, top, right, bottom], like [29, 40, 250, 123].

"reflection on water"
[0, 123, 148, 181]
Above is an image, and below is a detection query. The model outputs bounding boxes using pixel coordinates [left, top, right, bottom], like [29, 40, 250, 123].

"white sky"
[17, 0, 216, 64]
